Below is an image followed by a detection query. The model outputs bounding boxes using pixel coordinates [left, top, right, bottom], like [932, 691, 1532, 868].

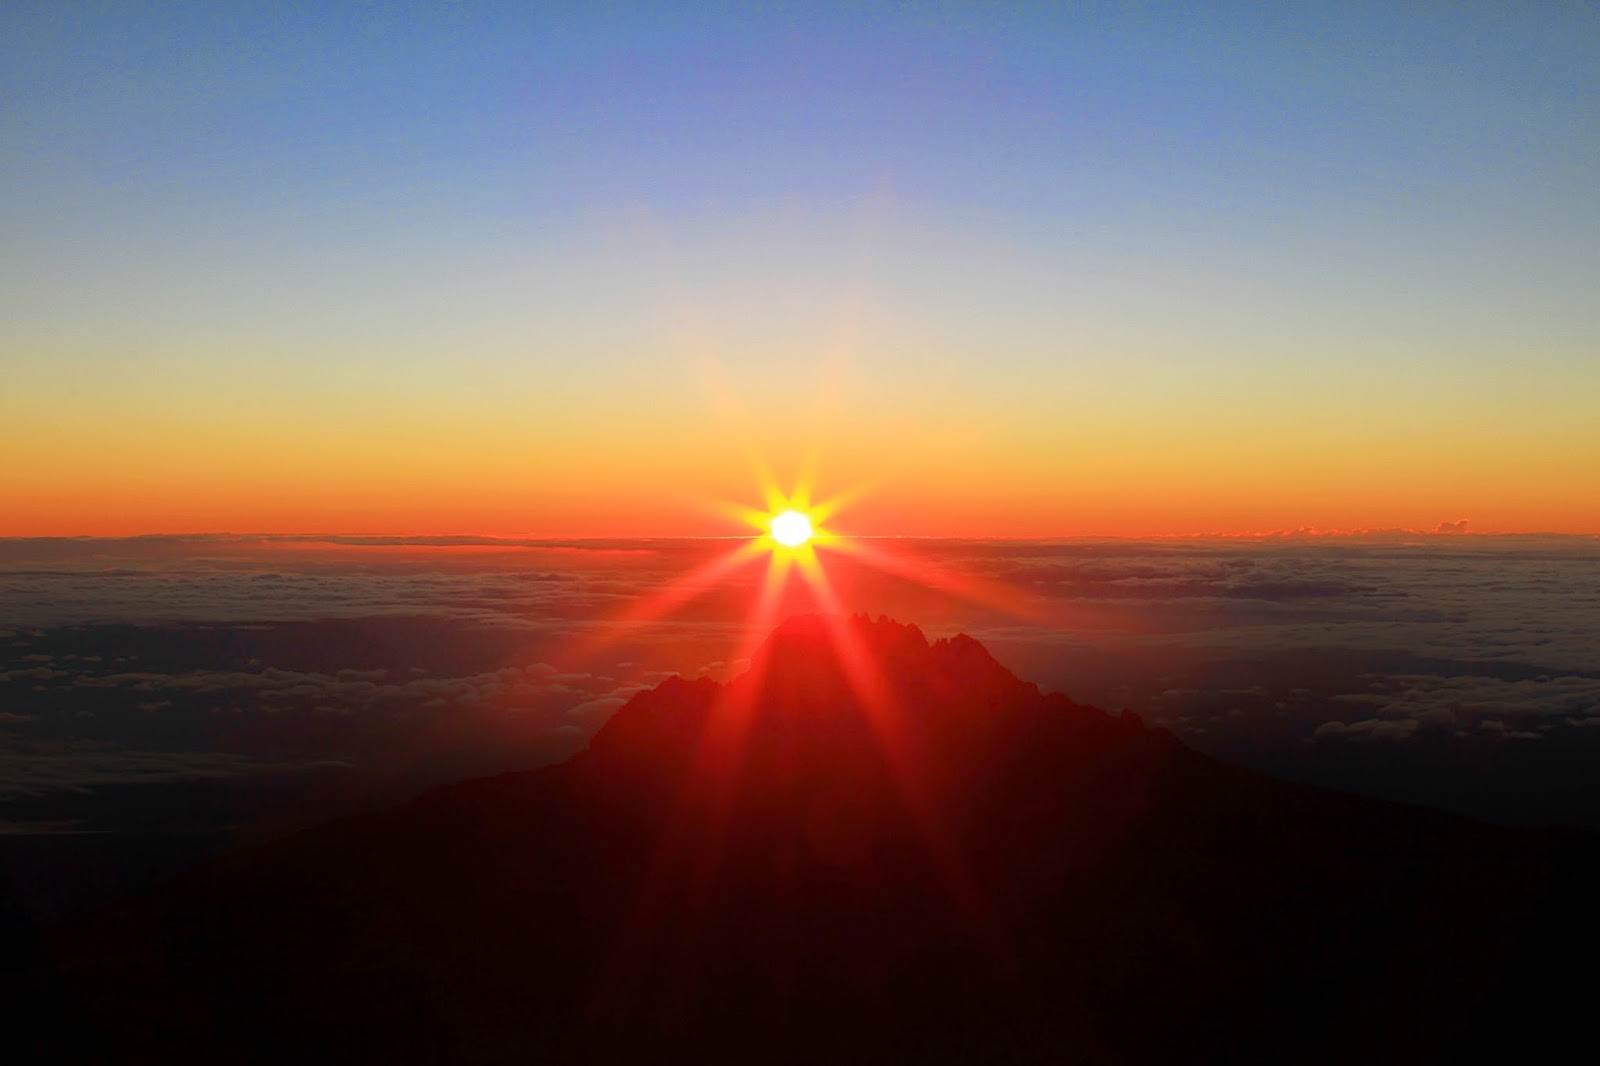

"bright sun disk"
[770, 509, 813, 548]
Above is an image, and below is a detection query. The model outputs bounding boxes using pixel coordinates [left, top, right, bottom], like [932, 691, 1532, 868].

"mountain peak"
[588, 615, 1047, 769]
[750, 613, 1026, 699]
[753, 611, 929, 668]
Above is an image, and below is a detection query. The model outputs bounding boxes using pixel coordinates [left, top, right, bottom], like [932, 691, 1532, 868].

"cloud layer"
[2, 533, 1598, 831]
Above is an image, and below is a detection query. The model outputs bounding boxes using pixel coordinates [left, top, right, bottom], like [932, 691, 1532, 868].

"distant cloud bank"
[1, 534, 1598, 831]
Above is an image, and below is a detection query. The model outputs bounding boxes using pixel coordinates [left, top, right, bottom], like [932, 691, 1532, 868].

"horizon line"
[4, 529, 1598, 544]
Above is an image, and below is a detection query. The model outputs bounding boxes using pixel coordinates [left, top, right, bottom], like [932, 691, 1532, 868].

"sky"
[3, 2, 1598, 536]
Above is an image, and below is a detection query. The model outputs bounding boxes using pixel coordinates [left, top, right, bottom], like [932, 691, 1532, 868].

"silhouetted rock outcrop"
[17, 616, 1600, 1063]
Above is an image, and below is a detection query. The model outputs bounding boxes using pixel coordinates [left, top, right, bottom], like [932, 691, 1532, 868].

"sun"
[770, 509, 813, 548]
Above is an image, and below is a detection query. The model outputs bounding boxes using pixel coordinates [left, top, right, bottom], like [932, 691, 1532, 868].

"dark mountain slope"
[21, 615, 1599, 1063]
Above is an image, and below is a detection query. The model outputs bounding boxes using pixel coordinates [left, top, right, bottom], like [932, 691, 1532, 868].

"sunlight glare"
[770, 509, 814, 548]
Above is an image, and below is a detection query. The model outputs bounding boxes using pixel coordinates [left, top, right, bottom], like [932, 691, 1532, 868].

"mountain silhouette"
[16, 615, 1599, 1063]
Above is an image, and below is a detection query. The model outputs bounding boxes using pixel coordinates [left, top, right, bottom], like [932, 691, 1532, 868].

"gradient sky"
[4, 2, 1598, 536]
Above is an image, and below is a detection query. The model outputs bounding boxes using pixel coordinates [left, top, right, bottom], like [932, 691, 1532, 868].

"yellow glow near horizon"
[770, 509, 813, 547]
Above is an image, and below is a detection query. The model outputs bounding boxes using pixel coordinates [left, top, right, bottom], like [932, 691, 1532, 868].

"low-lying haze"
[4, 533, 1596, 823]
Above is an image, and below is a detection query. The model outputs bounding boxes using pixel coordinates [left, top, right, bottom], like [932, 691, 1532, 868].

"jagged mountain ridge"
[24, 615, 1599, 1063]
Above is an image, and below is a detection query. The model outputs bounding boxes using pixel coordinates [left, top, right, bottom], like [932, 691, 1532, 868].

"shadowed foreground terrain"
[13, 616, 1599, 1063]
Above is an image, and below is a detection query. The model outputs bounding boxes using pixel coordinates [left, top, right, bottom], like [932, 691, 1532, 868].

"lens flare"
[770, 509, 813, 548]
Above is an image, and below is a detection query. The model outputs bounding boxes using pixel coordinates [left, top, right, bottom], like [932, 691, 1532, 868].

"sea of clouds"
[2, 533, 1598, 840]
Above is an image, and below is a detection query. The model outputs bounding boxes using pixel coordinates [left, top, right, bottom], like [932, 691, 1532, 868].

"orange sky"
[5, 392, 1596, 537]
